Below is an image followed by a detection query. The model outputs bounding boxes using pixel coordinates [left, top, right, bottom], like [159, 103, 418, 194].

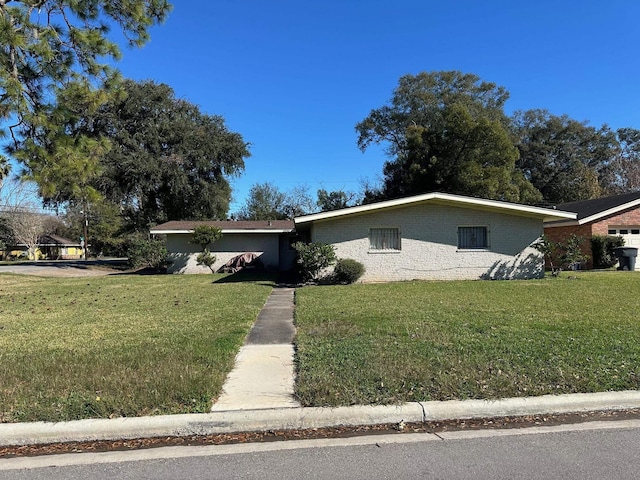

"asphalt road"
[2, 420, 640, 479]
[0, 259, 128, 277]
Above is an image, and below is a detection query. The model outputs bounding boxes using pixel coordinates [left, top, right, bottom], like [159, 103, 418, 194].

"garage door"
[608, 226, 640, 246]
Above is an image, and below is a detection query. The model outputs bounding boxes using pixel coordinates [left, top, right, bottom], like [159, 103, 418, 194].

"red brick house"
[544, 191, 640, 268]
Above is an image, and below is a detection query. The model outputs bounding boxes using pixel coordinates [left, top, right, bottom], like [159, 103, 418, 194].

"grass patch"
[295, 272, 640, 406]
[0, 273, 274, 422]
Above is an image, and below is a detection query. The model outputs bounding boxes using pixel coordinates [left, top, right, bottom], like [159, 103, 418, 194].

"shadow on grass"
[212, 270, 278, 286]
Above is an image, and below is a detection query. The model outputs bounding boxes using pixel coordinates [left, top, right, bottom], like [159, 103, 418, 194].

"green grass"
[0, 273, 274, 422]
[294, 272, 640, 406]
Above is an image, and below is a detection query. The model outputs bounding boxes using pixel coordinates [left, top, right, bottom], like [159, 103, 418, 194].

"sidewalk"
[2, 286, 640, 447]
[211, 287, 300, 410]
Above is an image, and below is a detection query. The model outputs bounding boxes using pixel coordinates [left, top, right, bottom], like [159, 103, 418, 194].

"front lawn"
[0, 273, 274, 422]
[294, 272, 640, 406]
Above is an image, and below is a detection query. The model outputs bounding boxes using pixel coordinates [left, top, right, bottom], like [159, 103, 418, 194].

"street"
[2, 420, 639, 479]
[0, 259, 127, 277]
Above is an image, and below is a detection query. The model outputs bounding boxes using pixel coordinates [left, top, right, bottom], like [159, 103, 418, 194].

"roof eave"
[150, 228, 295, 235]
[578, 199, 640, 225]
[295, 192, 576, 225]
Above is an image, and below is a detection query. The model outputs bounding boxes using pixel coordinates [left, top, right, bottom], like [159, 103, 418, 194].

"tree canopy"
[316, 188, 359, 211]
[0, 0, 171, 147]
[609, 128, 640, 194]
[356, 71, 542, 204]
[236, 183, 316, 220]
[191, 225, 223, 251]
[512, 109, 618, 204]
[236, 182, 289, 220]
[84, 80, 249, 231]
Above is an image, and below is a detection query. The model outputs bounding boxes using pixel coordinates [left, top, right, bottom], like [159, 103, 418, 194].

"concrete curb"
[2, 390, 640, 447]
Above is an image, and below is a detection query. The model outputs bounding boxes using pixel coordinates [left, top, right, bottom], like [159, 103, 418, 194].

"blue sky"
[12, 1, 640, 214]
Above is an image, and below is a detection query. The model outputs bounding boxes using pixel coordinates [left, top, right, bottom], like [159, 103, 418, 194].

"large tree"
[9, 80, 115, 258]
[512, 109, 618, 204]
[1, 0, 172, 247]
[316, 188, 359, 212]
[236, 182, 289, 220]
[61, 198, 124, 255]
[608, 128, 640, 194]
[85, 80, 250, 231]
[356, 71, 541, 204]
[236, 183, 315, 220]
[0, 0, 171, 147]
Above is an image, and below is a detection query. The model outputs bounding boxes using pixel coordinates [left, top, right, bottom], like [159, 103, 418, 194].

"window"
[458, 226, 488, 249]
[608, 227, 640, 235]
[369, 228, 400, 251]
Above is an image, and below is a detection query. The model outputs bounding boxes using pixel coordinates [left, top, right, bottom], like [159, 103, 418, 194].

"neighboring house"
[149, 220, 297, 274]
[37, 235, 84, 260]
[2, 235, 83, 260]
[294, 193, 575, 281]
[544, 191, 640, 269]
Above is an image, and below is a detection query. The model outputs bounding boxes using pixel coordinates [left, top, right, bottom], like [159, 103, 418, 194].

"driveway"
[0, 259, 128, 277]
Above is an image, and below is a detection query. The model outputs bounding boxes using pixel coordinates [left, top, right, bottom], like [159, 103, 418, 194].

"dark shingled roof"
[37, 234, 81, 246]
[555, 191, 640, 221]
[151, 220, 295, 231]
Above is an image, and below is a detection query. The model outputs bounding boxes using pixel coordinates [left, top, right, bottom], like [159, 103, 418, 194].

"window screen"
[369, 228, 400, 250]
[458, 226, 488, 249]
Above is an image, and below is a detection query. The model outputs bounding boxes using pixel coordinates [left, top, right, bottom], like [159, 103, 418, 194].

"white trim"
[578, 198, 640, 225]
[150, 228, 295, 235]
[295, 192, 576, 225]
[543, 219, 578, 228]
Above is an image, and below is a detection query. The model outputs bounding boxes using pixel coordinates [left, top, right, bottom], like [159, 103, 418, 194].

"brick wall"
[592, 208, 640, 235]
[311, 203, 544, 281]
[544, 224, 593, 269]
[544, 205, 640, 269]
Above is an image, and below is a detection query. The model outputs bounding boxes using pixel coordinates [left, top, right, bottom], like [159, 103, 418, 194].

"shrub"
[561, 234, 589, 270]
[127, 237, 168, 271]
[333, 258, 365, 284]
[191, 225, 222, 250]
[533, 234, 560, 274]
[591, 235, 625, 269]
[196, 249, 217, 273]
[293, 242, 337, 282]
[190, 226, 222, 274]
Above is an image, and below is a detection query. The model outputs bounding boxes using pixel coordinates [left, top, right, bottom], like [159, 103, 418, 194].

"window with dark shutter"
[458, 226, 489, 249]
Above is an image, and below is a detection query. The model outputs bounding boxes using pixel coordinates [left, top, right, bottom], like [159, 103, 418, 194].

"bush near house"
[534, 234, 590, 274]
[562, 234, 590, 270]
[591, 235, 625, 269]
[127, 237, 168, 271]
[191, 226, 222, 273]
[333, 258, 366, 284]
[293, 241, 337, 282]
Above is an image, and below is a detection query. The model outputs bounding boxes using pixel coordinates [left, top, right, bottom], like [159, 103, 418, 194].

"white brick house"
[150, 220, 297, 274]
[150, 194, 575, 280]
[294, 193, 576, 281]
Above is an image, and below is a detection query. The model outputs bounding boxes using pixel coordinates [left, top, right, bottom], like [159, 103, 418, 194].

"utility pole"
[83, 213, 88, 261]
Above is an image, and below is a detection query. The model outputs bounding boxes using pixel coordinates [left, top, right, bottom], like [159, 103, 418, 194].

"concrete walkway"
[211, 287, 300, 411]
